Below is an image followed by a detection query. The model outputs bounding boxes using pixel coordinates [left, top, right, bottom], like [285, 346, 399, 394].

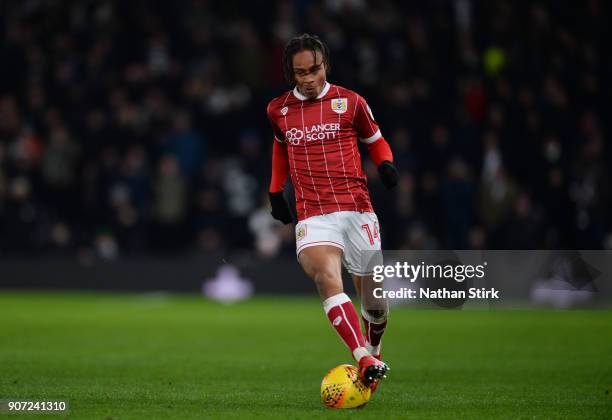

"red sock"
[362, 317, 387, 346]
[361, 308, 387, 355]
[323, 293, 368, 361]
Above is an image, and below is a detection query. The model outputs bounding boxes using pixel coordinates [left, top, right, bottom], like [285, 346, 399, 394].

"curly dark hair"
[282, 33, 330, 84]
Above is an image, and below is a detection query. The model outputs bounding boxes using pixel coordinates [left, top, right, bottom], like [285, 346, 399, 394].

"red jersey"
[267, 82, 382, 221]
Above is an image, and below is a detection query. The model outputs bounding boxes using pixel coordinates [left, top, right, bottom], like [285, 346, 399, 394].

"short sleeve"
[354, 95, 382, 144]
[267, 102, 285, 144]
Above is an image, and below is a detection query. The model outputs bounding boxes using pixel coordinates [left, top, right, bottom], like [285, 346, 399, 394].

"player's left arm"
[354, 96, 399, 189]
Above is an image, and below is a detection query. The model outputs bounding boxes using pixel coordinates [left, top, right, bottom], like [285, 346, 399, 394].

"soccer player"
[267, 34, 398, 390]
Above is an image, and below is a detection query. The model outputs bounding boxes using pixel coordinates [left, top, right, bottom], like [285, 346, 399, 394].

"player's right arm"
[267, 102, 293, 224]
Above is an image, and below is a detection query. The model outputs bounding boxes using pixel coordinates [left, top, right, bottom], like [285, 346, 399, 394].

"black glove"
[378, 160, 399, 189]
[269, 191, 293, 224]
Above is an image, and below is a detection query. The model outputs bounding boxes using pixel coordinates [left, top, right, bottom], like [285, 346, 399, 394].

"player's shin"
[355, 275, 388, 358]
[361, 307, 388, 358]
[323, 293, 370, 361]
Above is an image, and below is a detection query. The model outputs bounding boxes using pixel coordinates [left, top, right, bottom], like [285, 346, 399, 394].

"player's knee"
[313, 270, 343, 298]
[313, 270, 338, 288]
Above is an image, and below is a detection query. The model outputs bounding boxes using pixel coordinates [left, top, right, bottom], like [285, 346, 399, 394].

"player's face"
[292, 49, 327, 99]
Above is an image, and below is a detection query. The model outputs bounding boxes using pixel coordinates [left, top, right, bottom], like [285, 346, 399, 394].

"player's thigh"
[296, 214, 345, 296]
[299, 245, 344, 280]
[299, 245, 344, 298]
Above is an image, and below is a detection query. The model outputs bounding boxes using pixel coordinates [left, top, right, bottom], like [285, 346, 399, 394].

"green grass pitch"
[1, 292, 611, 419]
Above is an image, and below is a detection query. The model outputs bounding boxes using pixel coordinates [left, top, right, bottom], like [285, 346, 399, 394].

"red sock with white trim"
[323, 293, 370, 362]
[361, 307, 387, 357]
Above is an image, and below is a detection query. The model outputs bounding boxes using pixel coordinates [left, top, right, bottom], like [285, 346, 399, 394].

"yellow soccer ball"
[321, 364, 371, 409]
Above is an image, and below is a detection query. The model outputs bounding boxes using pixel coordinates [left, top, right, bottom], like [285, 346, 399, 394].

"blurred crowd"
[0, 0, 609, 260]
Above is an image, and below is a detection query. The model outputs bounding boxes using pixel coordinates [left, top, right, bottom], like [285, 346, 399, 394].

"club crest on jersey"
[296, 225, 307, 241]
[281, 106, 288, 116]
[331, 98, 347, 114]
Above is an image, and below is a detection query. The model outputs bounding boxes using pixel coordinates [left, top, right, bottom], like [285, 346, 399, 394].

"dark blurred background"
[0, 0, 610, 268]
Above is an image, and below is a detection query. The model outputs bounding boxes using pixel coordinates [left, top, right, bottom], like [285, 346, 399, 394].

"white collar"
[292, 82, 330, 101]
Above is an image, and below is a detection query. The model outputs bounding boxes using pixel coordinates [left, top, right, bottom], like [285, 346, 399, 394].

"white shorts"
[295, 211, 383, 276]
